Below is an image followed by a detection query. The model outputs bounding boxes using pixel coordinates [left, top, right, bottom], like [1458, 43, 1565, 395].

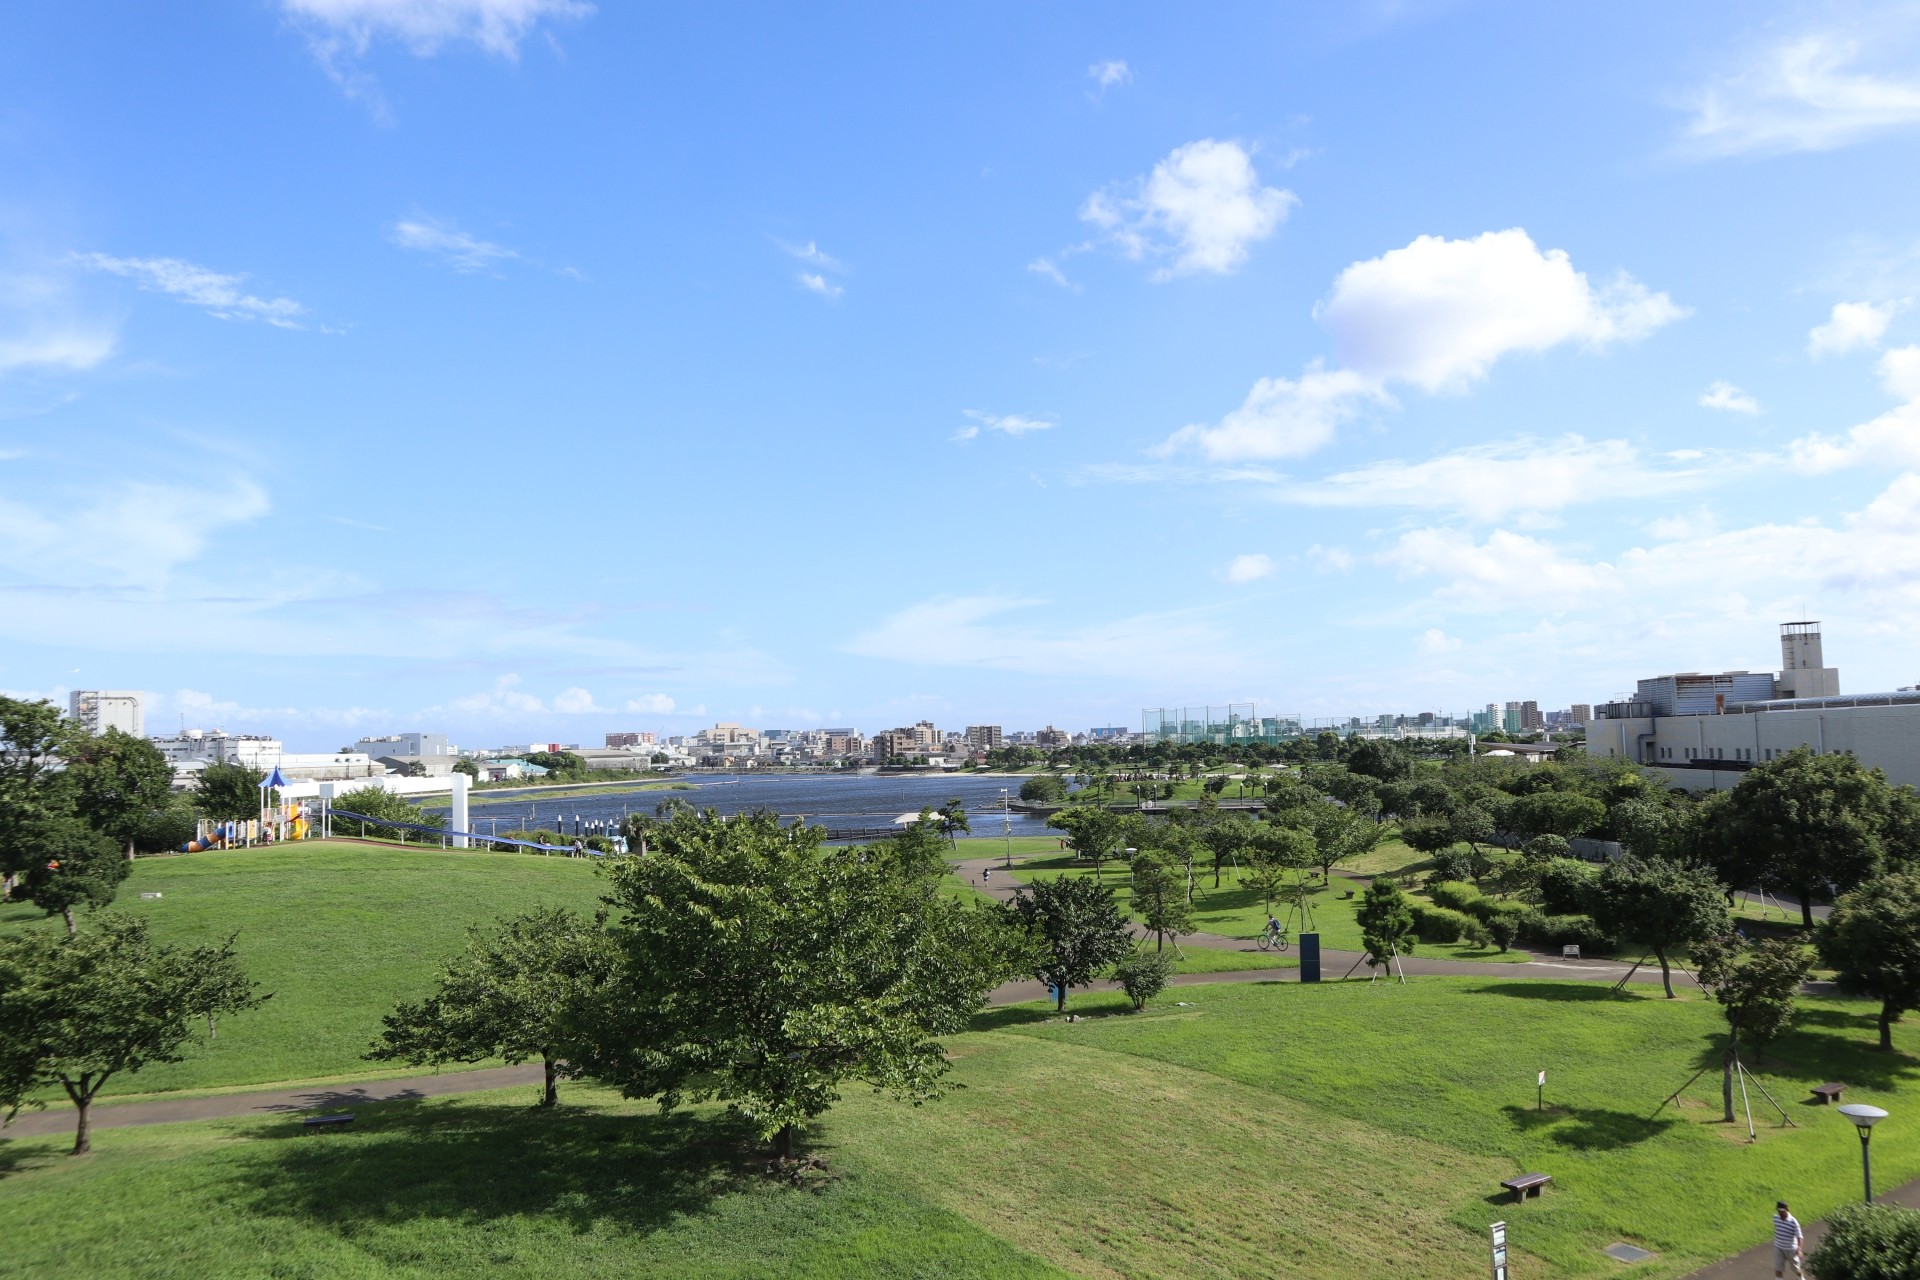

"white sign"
[1490, 1222, 1507, 1280]
[1538, 1070, 1547, 1087]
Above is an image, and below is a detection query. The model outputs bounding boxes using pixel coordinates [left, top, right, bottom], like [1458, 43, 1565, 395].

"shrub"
[1810, 1203, 1920, 1279]
[1472, 898, 1535, 929]
[1520, 912, 1616, 954]
[1112, 949, 1176, 1011]
[1535, 858, 1599, 916]
[1412, 905, 1477, 943]
[1428, 881, 1482, 913]
[1488, 917, 1518, 952]
[1428, 848, 1477, 884]
[1019, 774, 1067, 803]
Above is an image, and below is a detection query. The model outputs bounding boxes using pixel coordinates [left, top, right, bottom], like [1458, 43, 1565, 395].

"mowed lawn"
[0, 841, 610, 1096]
[5, 979, 1920, 1277]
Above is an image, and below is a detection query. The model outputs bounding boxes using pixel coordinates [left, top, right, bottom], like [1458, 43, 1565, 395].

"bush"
[1019, 774, 1067, 803]
[1810, 1203, 1920, 1279]
[1519, 912, 1616, 954]
[1428, 881, 1482, 913]
[1535, 858, 1599, 916]
[1488, 917, 1518, 952]
[1412, 905, 1478, 943]
[1112, 949, 1175, 1011]
[1428, 848, 1477, 884]
[1471, 898, 1535, 930]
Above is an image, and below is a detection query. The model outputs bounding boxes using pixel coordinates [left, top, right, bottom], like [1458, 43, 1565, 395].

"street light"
[1838, 1104, 1888, 1203]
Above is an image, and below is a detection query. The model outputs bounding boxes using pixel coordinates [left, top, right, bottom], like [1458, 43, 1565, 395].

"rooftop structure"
[70, 690, 143, 737]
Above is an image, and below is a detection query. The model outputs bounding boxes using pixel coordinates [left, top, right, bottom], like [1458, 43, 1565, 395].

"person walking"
[1773, 1200, 1803, 1278]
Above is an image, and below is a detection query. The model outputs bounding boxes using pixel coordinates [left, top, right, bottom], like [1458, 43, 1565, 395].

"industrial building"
[69, 689, 143, 737]
[1585, 622, 1920, 789]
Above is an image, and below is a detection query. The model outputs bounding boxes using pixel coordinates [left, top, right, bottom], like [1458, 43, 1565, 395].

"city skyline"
[6, 4, 1920, 745]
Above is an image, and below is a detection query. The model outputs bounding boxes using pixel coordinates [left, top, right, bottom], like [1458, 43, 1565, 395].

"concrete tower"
[1775, 621, 1841, 699]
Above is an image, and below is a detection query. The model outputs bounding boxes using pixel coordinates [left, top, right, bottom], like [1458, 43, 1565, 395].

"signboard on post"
[1490, 1221, 1508, 1280]
[1299, 932, 1320, 983]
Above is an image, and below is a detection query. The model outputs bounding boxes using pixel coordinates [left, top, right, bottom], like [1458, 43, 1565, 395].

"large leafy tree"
[369, 907, 614, 1106]
[1818, 873, 1920, 1051]
[1693, 935, 1812, 1121]
[65, 729, 175, 861]
[0, 915, 264, 1154]
[1355, 876, 1415, 969]
[195, 762, 265, 822]
[1590, 857, 1731, 998]
[578, 812, 1012, 1158]
[1047, 806, 1127, 885]
[1713, 747, 1891, 928]
[1506, 791, 1606, 842]
[1017, 774, 1066, 803]
[329, 785, 445, 842]
[1302, 803, 1384, 882]
[936, 798, 971, 851]
[1004, 874, 1135, 1014]
[0, 697, 75, 893]
[14, 814, 125, 935]
[1198, 814, 1258, 888]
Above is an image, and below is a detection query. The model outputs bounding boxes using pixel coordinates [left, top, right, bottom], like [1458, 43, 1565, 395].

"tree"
[1303, 803, 1385, 882]
[1199, 814, 1257, 888]
[1346, 738, 1414, 783]
[15, 813, 125, 934]
[577, 812, 1012, 1158]
[1047, 806, 1126, 885]
[329, 785, 445, 842]
[1590, 857, 1731, 998]
[0, 697, 76, 895]
[453, 758, 480, 781]
[369, 907, 613, 1106]
[1019, 773, 1066, 803]
[1399, 816, 1457, 862]
[1693, 935, 1812, 1122]
[196, 762, 265, 821]
[1818, 873, 1920, 1051]
[1112, 950, 1174, 1012]
[1506, 791, 1606, 842]
[1242, 824, 1315, 914]
[65, 729, 175, 861]
[1004, 874, 1134, 1013]
[936, 798, 971, 851]
[1449, 805, 1496, 860]
[0, 915, 264, 1154]
[1714, 747, 1892, 928]
[1355, 877, 1414, 970]
[1130, 851, 1192, 952]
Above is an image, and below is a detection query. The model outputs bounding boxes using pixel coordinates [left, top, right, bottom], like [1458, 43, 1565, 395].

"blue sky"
[4, 1, 1920, 748]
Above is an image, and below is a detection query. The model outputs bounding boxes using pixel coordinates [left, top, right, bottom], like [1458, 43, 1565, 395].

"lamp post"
[1000, 787, 1011, 868]
[1838, 1104, 1888, 1203]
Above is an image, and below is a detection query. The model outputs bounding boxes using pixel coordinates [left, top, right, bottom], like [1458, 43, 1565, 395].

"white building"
[70, 690, 143, 737]
[1585, 623, 1920, 789]
[151, 728, 381, 781]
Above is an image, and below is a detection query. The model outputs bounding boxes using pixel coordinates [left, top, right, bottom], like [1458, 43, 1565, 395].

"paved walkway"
[1681, 1179, 1920, 1278]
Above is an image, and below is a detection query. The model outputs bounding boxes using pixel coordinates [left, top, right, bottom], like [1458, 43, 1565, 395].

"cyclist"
[1265, 914, 1283, 944]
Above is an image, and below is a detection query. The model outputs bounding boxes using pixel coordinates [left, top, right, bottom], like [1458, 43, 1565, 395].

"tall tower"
[1775, 622, 1840, 699]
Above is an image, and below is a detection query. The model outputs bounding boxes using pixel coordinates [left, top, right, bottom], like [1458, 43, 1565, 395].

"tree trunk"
[1798, 884, 1815, 931]
[62, 905, 75, 936]
[1881, 999, 1897, 1051]
[63, 1079, 95, 1157]
[542, 1054, 558, 1107]
[1656, 945, 1675, 999]
[774, 1124, 795, 1160]
[125, 839, 136, 862]
[1155, 929, 1164, 953]
[1722, 1039, 1737, 1123]
[1213, 858, 1222, 890]
[1055, 982, 1067, 1013]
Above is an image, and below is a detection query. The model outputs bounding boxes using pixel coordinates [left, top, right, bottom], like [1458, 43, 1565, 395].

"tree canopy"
[1711, 747, 1894, 927]
[1004, 873, 1134, 1013]
[1818, 873, 1920, 1051]
[1590, 857, 1731, 998]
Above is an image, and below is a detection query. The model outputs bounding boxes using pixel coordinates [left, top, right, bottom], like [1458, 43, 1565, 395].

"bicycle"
[1256, 924, 1290, 952]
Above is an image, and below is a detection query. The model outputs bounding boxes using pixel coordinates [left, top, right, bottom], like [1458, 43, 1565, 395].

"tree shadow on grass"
[1501, 1104, 1676, 1150]
[234, 1099, 783, 1241]
[1471, 982, 1638, 1003]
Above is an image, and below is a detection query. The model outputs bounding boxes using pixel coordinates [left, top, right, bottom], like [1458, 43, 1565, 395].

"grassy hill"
[4, 979, 1920, 1277]
[0, 841, 609, 1096]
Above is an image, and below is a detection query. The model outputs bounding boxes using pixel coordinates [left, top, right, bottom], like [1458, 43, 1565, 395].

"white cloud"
[1088, 60, 1132, 93]
[1381, 526, 1620, 612]
[950, 425, 979, 443]
[780, 240, 844, 271]
[1809, 299, 1902, 356]
[0, 325, 116, 374]
[75, 254, 304, 328]
[625, 694, 675, 714]
[796, 272, 843, 299]
[1222, 553, 1275, 584]
[1418, 628, 1461, 654]
[1155, 365, 1385, 462]
[552, 686, 607, 714]
[391, 218, 520, 273]
[1683, 32, 1920, 157]
[963, 410, 1055, 438]
[1789, 345, 1920, 472]
[0, 470, 270, 586]
[1317, 229, 1684, 393]
[1698, 380, 1761, 414]
[1027, 257, 1076, 290]
[1081, 139, 1295, 280]
[447, 673, 545, 717]
[847, 595, 1248, 681]
[1276, 436, 1730, 520]
[281, 0, 591, 58]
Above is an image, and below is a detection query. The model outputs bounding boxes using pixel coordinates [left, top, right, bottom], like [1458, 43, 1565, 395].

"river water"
[419, 773, 1058, 841]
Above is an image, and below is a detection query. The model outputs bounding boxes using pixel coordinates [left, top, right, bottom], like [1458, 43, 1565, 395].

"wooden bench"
[1812, 1083, 1845, 1105]
[1501, 1173, 1552, 1202]
[301, 1113, 355, 1130]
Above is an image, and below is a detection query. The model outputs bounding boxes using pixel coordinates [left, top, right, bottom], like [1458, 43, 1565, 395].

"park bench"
[1561, 945, 1581, 959]
[301, 1113, 355, 1130]
[1812, 1083, 1845, 1105]
[1500, 1173, 1552, 1202]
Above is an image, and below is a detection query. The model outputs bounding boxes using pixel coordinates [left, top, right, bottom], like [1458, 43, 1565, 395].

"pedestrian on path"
[1773, 1201, 1803, 1278]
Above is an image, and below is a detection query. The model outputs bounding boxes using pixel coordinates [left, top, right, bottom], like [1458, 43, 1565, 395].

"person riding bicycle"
[1266, 914, 1283, 940]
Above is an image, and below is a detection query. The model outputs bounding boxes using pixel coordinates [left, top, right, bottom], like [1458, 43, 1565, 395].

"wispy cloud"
[391, 217, 521, 273]
[1080, 138, 1295, 280]
[1087, 59, 1132, 96]
[781, 239, 847, 299]
[1698, 380, 1761, 414]
[796, 272, 843, 299]
[1027, 256, 1077, 290]
[963, 410, 1055, 437]
[0, 325, 116, 375]
[1809, 299, 1903, 356]
[1221, 553, 1274, 584]
[74, 254, 304, 328]
[779, 240, 844, 272]
[1682, 29, 1920, 157]
[282, 0, 594, 57]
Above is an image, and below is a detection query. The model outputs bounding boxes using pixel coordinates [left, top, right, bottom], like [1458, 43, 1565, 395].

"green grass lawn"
[1006, 852, 1524, 964]
[0, 842, 609, 1096]
[7, 979, 1920, 1277]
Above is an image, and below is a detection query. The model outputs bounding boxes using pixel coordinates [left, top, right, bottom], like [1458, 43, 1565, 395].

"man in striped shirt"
[1773, 1201, 1803, 1277]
